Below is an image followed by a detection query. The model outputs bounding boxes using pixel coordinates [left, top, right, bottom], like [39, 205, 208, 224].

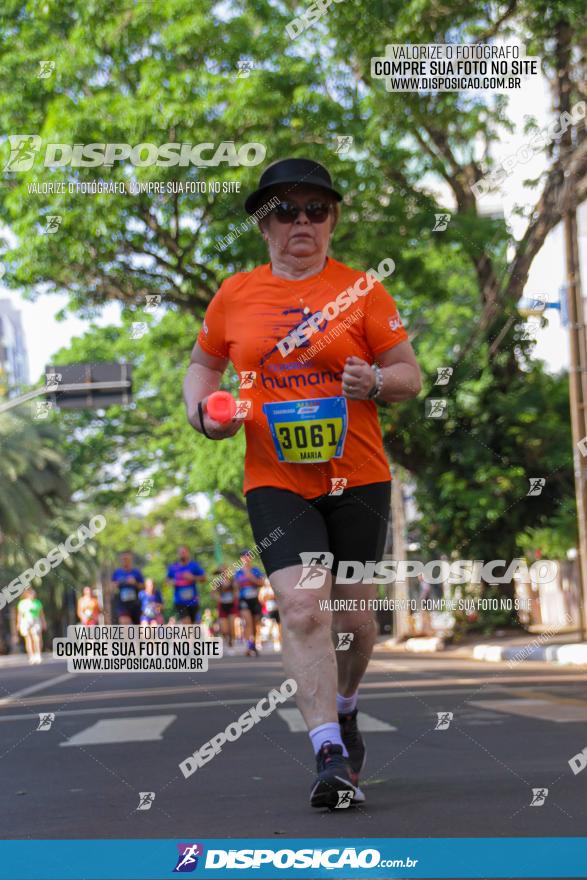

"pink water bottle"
[207, 391, 237, 423]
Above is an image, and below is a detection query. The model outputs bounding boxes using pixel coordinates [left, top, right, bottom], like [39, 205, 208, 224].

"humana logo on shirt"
[276, 257, 395, 357]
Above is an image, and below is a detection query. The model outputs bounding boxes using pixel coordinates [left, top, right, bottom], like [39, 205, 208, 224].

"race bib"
[220, 591, 234, 603]
[241, 586, 258, 599]
[266, 599, 277, 611]
[119, 587, 137, 602]
[178, 587, 195, 602]
[263, 397, 348, 464]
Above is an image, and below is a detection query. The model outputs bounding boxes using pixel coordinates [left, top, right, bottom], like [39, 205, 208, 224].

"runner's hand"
[189, 396, 243, 440]
[341, 356, 375, 399]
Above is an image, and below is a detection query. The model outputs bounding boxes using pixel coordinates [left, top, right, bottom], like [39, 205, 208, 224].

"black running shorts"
[239, 596, 262, 617]
[246, 481, 391, 577]
[175, 603, 199, 622]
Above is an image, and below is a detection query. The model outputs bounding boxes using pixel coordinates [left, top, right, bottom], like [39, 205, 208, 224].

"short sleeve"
[135, 569, 145, 584]
[192, 562, 205, 576]
[364, 281, 409, 356]
[252, 567, 264, 579]
[198, 283, 229, 358]
[166, 565, 174, 579]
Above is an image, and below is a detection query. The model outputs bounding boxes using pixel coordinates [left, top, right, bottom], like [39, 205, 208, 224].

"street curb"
[472, 643, 587, 666]
[378, 638, 587, 665]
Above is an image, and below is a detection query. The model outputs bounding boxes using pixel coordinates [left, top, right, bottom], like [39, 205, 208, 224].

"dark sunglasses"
[271, 200, 332, 224]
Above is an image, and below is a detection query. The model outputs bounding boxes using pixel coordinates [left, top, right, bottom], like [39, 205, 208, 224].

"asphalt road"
[1, 645, 586, 841]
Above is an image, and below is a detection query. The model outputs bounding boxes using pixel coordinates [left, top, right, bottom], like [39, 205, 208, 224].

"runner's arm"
[375, 341, 422, 402]
[183, 343, 242, 439]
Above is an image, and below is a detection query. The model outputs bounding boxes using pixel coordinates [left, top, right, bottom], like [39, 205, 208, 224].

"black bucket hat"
[244, 157, 342, 215]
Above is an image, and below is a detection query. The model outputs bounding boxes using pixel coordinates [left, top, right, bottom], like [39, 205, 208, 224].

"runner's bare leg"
[331, 580, 378, 696]
[269, 564, 336, 729]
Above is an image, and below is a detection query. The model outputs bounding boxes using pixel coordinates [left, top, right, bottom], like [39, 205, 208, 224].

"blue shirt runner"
[167, 560, 205, 606]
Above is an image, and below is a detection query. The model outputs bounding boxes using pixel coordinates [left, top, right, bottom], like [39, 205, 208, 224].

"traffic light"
[44, 362, 132, 410]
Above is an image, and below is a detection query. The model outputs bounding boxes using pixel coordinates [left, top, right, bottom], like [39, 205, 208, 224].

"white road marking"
[277, 708, 396, 732]
[0, 688, 510, 724]
[0, 673, 75, 708]
[469, 698, 587, 723]
[60, 714, 176, 746]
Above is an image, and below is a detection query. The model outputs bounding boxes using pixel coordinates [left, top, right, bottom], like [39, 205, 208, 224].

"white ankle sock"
[336, 692, 358, 714]
[309, 722, 348, 757]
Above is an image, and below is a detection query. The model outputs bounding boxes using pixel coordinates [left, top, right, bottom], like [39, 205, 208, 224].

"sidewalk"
[0, 651, 60, 669]
[377, 630, 587, 666]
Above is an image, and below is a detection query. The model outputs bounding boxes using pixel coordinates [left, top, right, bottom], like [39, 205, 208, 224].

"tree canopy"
[1, 0, 585, 587]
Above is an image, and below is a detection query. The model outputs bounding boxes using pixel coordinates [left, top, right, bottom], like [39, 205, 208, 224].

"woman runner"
[184, 157, 421, 809]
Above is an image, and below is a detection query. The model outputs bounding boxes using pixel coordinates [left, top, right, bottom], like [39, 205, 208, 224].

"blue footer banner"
[1, 838, 586, 879]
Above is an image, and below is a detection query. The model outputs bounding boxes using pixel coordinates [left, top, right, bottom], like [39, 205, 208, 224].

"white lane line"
[0, 673, 75, 708]
[0, 687, 496, 723]
[469, 698, 587, 723]
[60, 715, 176, 746]
[277, 708, 397, 732]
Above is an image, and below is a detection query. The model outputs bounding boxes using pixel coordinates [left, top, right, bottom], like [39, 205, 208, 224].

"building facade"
[0, 299, 29, 392]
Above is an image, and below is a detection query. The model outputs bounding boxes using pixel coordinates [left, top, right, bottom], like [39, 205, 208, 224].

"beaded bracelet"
[367, 364, 383, 400]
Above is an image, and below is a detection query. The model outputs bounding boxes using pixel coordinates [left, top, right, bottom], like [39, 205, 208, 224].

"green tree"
[0, 412, 99, 650]
[1, 0, 584, 618]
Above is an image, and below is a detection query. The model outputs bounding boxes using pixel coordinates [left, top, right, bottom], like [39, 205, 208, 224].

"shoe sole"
[354, 785, 366, 804]
[310, 775, 357, 810]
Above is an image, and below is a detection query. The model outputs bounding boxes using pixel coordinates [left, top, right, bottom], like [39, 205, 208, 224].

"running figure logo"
[335, 135, 353, 154]
[335, 790, 354, 808]
[37, 60, 55, 78]
[425, 399, 448, 419]
[36, 713, 55, 731]
[136, 792, 155, 811]
[530, 788, 548, 806]
[234, 399, 253, 420]
[527, 478, 546, 496]
[43, 215, 62, 234]
[336, 632, 354, 651]
[173, 843, 204, 872]
[144, 294, 162, 311]
[34, 401, 53, 420]
[131, 322, 148, 339]
[296, 552, 334, 589]
[432, 213, 451, 231]
[236, 60, 252, 78]
[45, 372, 62, 390]
[434, 712, 453, 731]
[435, 367, 453, 386]
[239, 371, 256, 389]
[4, 135, 41, 171]
[329, 477, 347, 496]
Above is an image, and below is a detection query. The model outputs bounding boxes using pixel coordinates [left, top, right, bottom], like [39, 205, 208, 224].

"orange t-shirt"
[78, 596, 100, 622]
[197, 257, 409, 499]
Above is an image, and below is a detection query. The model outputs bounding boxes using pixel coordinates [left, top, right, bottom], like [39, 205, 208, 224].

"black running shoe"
[338, 708, 366, 786]
[310, 742, 357, 810]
